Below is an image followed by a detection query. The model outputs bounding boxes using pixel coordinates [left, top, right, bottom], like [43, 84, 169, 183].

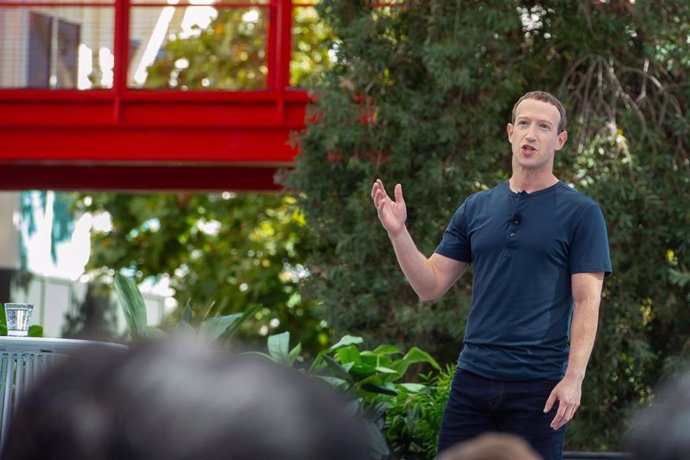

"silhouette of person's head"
[3, 336, 369, 460]
[625, 369, 690, 460]
[438, 432, 542, 460]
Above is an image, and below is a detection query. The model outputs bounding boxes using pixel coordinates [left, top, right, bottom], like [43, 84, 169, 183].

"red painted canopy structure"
[0, 0, 314, 191]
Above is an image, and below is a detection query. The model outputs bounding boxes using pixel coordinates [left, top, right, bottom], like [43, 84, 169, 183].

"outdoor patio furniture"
[0, 337, 126, 451]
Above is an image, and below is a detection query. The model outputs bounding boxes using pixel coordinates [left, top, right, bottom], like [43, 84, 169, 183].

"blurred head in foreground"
[3, 336, 369, 460]
[437, 432, 542, 460]
[624, 369, 690, 460]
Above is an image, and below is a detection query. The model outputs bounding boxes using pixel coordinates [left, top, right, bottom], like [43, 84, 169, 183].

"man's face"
[507, 98, 568, 172]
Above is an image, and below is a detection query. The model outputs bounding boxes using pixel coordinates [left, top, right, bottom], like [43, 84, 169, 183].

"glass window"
[0, 4, 115, 89]
[129, 5, 269, 89]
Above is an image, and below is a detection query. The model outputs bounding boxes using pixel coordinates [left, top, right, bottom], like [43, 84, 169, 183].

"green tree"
[78, 193, 328, 354]
[285, 0, 689, 450]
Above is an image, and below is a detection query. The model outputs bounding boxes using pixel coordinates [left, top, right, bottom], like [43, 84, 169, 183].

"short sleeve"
[435, 201, 472, 263]
[570, 203, 612, 276]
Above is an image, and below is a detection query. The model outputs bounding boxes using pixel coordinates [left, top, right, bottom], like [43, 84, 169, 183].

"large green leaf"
[398, 383, 428, 394]
[322, 355, 355, 384]
[336, 345, 361, 364]
[316, 375, 349, 389]
[374, 366, 400, 375]
[28, 325, 43, 337]
[325, 335, 363, 353]
[199, 313, 243, 340]
[366, 401, 389, 421]
[348, 361, 378, 379]
[181, 300, 193, 324]
[390, 346, 441, 375]
[287, 342, 303, 367]
[220, 304, 262, 340]
[268, 331, 291, 365]
[371, 344, 401, 355]
[362, 413, 391, 456]
[114, 273, 148, 339]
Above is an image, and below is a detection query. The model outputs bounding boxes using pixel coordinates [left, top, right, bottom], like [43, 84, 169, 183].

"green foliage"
[313, 336, 440, 397]
[77, 193, 327, 354]
[143, 5, 334, 89]
[385, 365, 455, 460]
[292, 5, 336, 87]
[144, 7, 268, 90]
[317, 334, 448, 460]
[114, 273, 257, 342]
[257, 330, 443, 459]
[114, 271, 456, 459]
[255, 330, 304, 367]
[285, 0, 690, 451]
[115, 274, 149, 339]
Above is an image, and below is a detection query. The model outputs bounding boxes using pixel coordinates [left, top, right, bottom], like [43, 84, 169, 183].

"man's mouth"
[521, 144, 537, 154]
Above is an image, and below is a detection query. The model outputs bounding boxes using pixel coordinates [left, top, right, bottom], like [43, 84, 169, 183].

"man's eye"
[539, 124, 551, 130]
[518, 121, 528, 126]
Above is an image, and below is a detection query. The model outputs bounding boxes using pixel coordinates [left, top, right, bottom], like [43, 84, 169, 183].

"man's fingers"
[372, 180, 387, 207]
[377, 197, 388, 213]
[551, 406, 567, 429]
[379, 180, 390, 199]
[373, 188, 391, 210]
[371, 181, 378, 200]
[551, 403, 578, 430]
[565, 403, 578, 423]
[394, 183, 404, 204]
[543, 391, 557, 413]
[374, 180, 391, 200]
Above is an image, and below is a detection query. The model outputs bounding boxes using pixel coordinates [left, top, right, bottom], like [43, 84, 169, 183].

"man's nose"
[525, 125, 537, 140]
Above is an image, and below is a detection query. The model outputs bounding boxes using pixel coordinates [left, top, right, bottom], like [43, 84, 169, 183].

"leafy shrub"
[114, 275, 446, 458]
[384, 365, 455, 460]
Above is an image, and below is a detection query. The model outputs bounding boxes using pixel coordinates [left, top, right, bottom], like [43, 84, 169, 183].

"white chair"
[0, 337, 126, 451]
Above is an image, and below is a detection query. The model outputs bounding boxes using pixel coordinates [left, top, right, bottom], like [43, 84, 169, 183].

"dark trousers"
[436, 368, 566, 460]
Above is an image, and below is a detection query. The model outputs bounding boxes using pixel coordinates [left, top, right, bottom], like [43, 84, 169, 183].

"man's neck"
[509, 172, 559, 194]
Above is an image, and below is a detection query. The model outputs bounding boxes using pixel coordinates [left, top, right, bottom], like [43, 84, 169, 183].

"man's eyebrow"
[516, 116, 554, 126]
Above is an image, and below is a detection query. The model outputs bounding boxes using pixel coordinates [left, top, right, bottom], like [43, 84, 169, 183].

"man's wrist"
[387, 226, 408, 241]
[564, 370, 586, 382]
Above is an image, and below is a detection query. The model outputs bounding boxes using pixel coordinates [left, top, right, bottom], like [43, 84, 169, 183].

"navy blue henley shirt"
[435, 180, 612, 380]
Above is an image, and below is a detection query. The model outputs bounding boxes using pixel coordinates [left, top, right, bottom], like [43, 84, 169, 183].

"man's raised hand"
[371, 179, 407, 237]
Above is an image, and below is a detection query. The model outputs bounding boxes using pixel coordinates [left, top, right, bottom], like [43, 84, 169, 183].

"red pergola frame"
[0, 0, 313, 192]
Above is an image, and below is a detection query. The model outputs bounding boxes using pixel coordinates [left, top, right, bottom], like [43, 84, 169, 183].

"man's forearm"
[388, 227, 442, 301]
[565, 297, 600, 381]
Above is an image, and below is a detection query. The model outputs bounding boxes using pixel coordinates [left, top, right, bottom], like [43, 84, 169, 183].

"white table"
[0, 337, 127, 450]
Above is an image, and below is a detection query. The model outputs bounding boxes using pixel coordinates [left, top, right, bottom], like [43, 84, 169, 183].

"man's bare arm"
[388, 228, 468, 300]
[372, 179, 468, 301]
[545, 271, 604, 430]
[565, 272, 604, 380]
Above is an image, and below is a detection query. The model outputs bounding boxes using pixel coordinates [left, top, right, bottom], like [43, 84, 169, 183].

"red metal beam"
[0, 163, 287, 192]
[2, 126, 300, 162]
[0, 92, 309, 128]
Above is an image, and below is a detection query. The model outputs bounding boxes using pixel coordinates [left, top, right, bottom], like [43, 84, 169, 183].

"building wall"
[0, 192, 19, 270]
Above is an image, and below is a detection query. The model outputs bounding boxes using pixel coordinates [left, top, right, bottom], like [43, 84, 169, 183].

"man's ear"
[556, 130, 568, 151]
[507, 123, 514, 140]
